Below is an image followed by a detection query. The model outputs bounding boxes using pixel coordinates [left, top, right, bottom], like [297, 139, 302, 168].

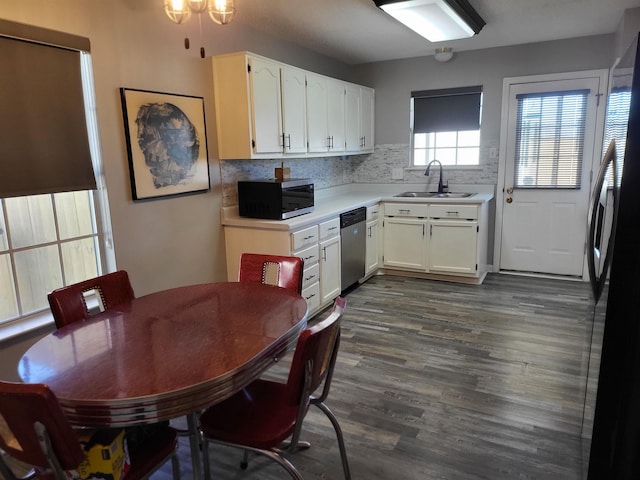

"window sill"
[406, 165, 484, 171]
[0, 311, 54, 343]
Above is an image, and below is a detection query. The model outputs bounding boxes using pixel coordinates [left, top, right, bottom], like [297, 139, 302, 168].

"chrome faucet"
[425, 160, 446, 193]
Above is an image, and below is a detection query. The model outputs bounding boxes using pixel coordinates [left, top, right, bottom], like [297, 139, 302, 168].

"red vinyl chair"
[47, 270, 135, 329]
[0, 381, 180, 480]
[199, 297, 351, 480]
[239, 253, 304, 293]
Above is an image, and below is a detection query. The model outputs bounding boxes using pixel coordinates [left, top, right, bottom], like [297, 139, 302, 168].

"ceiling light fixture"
[373, 0, 485, 43]
[164, 0, 236, 57]
[434, 47, 453, 62]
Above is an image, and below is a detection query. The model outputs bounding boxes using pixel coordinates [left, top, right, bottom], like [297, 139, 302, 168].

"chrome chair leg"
[314, 401, 351, 480]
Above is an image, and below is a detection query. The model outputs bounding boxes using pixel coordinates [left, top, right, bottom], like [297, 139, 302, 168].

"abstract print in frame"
[120, 88, 210, 200]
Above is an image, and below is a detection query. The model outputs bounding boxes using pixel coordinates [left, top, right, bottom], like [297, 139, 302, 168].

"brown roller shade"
[0, 29, 96, 198]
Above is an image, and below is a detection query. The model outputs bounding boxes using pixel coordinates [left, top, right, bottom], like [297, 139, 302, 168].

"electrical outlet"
[391, 167, 404, 180]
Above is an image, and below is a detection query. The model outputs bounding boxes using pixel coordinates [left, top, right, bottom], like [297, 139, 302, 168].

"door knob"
[506, 197, 513, 204]
[506, 187, 514, 195]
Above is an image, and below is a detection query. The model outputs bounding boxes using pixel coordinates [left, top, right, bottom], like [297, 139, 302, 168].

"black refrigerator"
[584, 33, 640, 479]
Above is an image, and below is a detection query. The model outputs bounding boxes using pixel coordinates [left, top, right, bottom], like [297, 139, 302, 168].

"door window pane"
[514, 90, 588, 189]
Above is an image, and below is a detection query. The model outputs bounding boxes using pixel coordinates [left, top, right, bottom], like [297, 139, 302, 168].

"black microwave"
[238, 179, 314, 220]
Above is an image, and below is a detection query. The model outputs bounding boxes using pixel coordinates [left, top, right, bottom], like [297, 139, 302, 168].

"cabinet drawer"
[295, 244, 319, 267]
[429, 204, 478, 220]
[302, 282, 320, 313]
[366, 204, 379, 220]
[291, 225, 319, 250]
[319, 218, 340, 240]
[302, 263, 320, 290]
[384, 203, 429, 218]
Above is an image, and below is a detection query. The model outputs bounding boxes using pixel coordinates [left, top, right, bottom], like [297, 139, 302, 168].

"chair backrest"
[0, 381, 85, 475]
[238, 253, 304, 294]
[285, 296, 346, 407]
[48, 270, 135, 329]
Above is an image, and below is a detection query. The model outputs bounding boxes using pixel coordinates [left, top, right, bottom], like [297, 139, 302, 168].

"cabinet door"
[306, 73, 329, 153]
[281, 65, 307, 154]
[327, 79, 345, 153]
[360, 87, 374, 152]
[428, 220, 478, 275]
[320, 235, 341, 303]
[249, 57, 283, 154]
[383, 217, 427, 270]
[344, 84, 361, 152]
[365, 218, 380, 275]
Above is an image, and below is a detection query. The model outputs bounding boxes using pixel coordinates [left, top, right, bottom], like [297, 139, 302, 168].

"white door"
[499, 75, 604, 276]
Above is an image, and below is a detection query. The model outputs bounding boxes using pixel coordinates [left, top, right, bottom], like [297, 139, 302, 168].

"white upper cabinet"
[306, 73, 330, 153]
[327, 79, 346, 153]
[212, 51, 373, 160]
[280, 65, 307, 154]
[249, 56, 283, 155]
[360, 86, 374, 152]
[345, 83, 375, 153]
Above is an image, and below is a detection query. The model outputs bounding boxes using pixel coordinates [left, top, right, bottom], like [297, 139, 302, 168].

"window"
[411, 86, 482, 167]
[0, 191, 101, 322]
[514, 90, 589, 189]
[0, 21, 109, 328]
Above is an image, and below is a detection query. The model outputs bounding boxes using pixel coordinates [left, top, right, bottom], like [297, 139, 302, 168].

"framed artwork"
[120, 88, 210, 200]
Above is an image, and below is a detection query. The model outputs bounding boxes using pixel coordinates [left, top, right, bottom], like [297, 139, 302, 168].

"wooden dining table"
[18, 281, 309, 480]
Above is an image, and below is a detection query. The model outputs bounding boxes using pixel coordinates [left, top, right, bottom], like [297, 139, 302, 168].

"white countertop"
[221, 185, 494, 231]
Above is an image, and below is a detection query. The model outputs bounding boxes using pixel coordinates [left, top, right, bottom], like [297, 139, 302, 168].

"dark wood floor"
[1, 273, 591, 480]
[154, 273, 593, 480]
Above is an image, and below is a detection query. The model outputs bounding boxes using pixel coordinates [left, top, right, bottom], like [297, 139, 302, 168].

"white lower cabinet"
[382, 201, 487, 281]
[318, 218, 341, 304]
[383, 217, 428, 270]
[428, 220, 478, 274]
[365, 204, 380, 276]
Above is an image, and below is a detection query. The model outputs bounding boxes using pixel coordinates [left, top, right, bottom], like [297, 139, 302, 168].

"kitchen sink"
[394, 192, 474, 198]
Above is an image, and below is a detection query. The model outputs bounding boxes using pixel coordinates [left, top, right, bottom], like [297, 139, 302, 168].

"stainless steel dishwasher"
[340, 207, 366, 291]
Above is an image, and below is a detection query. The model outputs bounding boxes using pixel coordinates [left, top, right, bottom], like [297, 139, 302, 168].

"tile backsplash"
[219, 143, 499, 206]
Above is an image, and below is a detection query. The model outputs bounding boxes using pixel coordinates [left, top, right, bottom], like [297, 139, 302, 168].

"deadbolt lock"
[506, 197, 513, 204]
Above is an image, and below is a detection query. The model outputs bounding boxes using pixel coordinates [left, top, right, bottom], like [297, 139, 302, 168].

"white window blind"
[514, 89, 589, 189]
[603, 87, 631, 187]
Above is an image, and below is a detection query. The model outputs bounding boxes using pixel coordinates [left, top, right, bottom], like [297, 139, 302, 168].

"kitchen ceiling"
[232, 0, 640, 64]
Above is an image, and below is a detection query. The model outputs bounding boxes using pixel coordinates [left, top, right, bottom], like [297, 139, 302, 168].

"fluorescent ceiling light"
[374, 0, 485, 42]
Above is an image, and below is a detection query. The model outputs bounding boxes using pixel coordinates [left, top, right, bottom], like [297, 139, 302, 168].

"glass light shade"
[380, 0, 475, 42]
[208, 0, 236, 25]
[187, 0, 209, 15]
[164, 0, 192, 24]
